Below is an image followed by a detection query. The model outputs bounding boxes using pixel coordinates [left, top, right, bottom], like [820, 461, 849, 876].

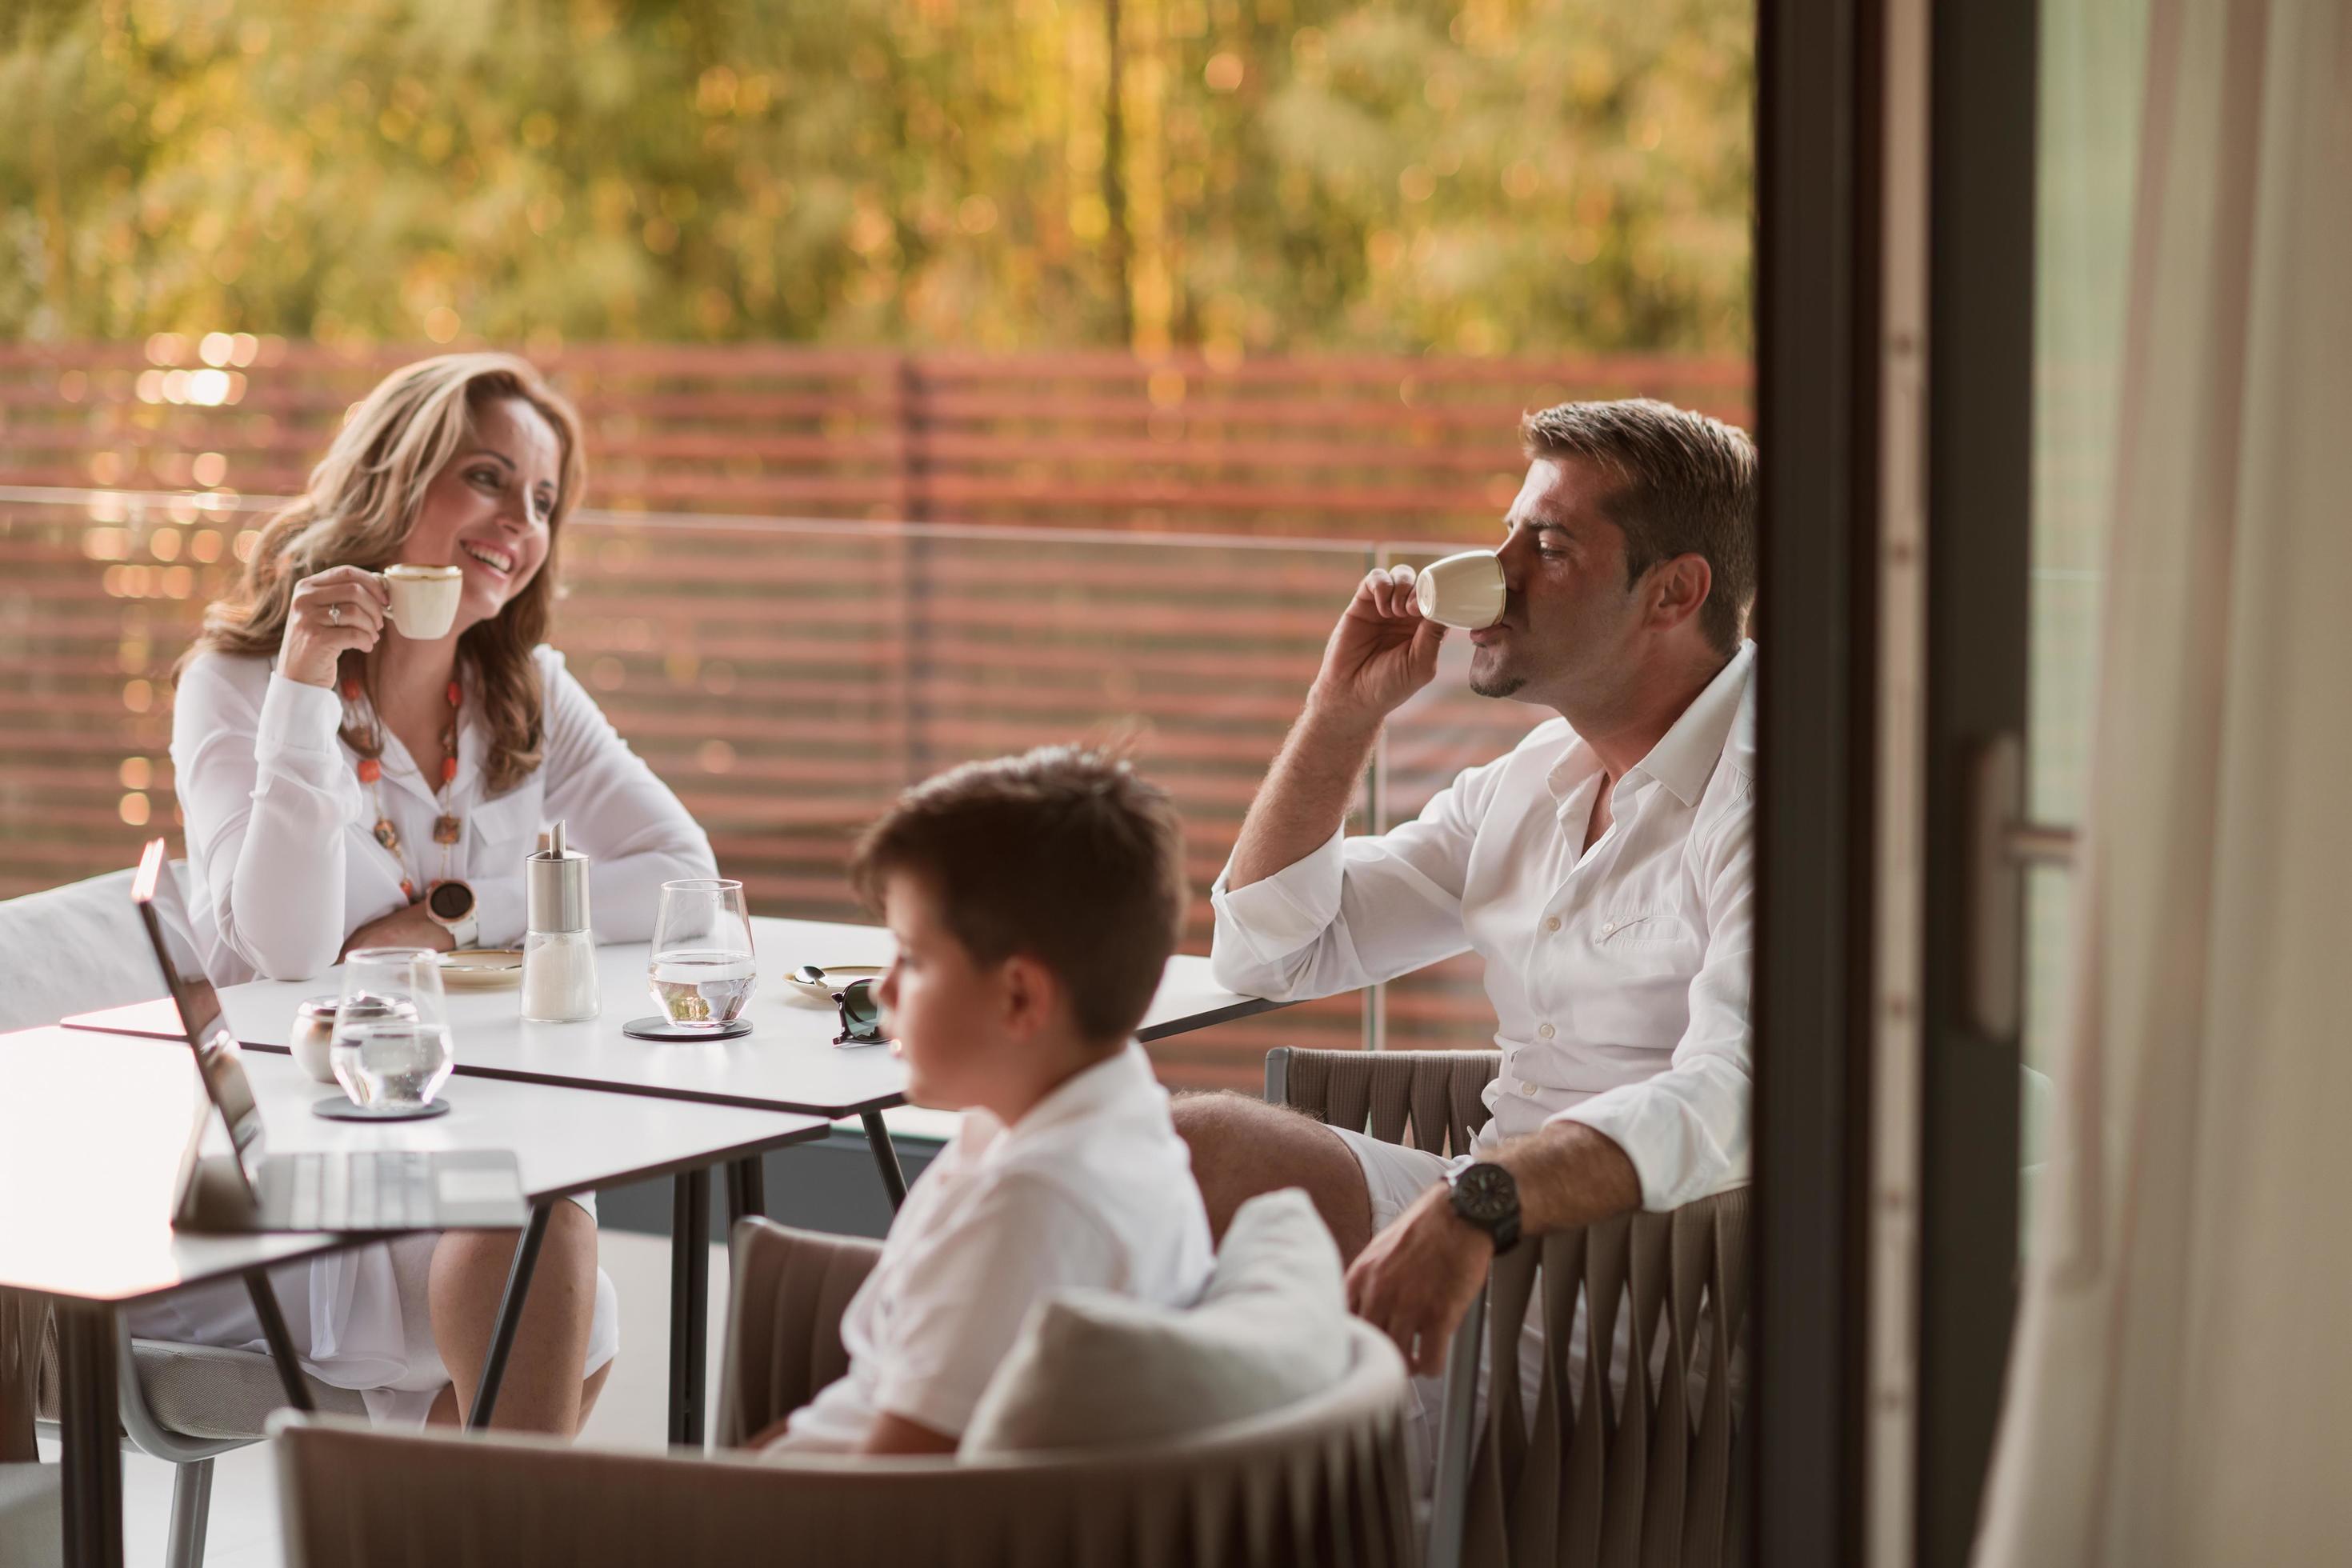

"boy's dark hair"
[848, 746, 1190, 1047]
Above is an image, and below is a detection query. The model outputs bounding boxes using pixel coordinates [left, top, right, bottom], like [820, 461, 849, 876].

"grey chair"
[1265, 1046, 1750, 1568]
[0, 865, 203, 1035]
[269, 1217, 1418, 1568]
[36, 1317, 366, 1567]
[8, 864, 358, 1567]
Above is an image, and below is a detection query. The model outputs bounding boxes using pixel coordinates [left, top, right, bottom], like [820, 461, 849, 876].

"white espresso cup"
[1413, 550, 1506, 630]
[381, 563, 464, 640]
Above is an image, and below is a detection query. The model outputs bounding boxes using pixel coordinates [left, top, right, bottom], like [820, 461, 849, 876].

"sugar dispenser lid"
[526, 818, 591, 934]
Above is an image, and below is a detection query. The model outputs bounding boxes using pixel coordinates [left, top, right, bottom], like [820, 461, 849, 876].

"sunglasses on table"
[833, 978, 886, 1046]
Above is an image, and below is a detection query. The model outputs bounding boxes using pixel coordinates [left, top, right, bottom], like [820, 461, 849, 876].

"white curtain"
[1975, 2, 2352, 1562]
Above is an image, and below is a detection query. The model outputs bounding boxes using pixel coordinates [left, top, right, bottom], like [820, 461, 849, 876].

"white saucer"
[781, 963, 885, 1003]
[441, 948, 524, 990]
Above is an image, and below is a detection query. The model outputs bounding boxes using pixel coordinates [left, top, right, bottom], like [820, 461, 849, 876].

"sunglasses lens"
[834, 980, 882, 1037]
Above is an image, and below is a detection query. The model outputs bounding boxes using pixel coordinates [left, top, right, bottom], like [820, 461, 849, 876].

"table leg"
[242, 1271, 313, 1413]
[469, 1203, 553, 1432]
[667, 1167, 710, 1449]
[55, 1301, 122, 1568]
[859, 1109, 908, 1211]
[725, 1156, 765, 1227]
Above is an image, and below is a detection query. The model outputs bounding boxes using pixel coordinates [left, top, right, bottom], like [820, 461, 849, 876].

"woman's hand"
[280, 566, 391, 689]
[338, 899, 455, 962]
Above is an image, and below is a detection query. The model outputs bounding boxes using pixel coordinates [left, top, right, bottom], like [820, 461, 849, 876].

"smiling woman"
[138, 354, 722, 1442]
[171, 354, 717, 986]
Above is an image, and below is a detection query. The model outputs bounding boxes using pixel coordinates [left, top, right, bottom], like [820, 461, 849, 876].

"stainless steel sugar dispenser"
[521, 819, 599, 1022]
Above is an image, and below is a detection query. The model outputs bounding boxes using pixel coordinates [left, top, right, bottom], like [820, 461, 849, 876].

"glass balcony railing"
[0, 486, 1537, 1093]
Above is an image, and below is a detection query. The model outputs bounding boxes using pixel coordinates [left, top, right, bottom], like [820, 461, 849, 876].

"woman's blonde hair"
[186, 353, 587, 796]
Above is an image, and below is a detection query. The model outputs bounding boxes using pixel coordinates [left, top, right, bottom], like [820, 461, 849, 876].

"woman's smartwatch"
[1446, 1161, 1522, 1254]
[422, 878, 478, 950]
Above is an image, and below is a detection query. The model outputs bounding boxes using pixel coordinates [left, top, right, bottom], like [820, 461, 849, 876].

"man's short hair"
[1520, 399, 1758, 654]
[848, 746, 1190, 1047]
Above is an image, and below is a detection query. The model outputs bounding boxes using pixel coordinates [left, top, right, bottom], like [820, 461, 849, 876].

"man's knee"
[1173, 1090, 1372, 1258]
[1173, 1088, 1286, 1156]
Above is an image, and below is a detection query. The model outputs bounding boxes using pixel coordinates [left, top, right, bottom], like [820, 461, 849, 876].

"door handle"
[1963, 733, 2079, 1037]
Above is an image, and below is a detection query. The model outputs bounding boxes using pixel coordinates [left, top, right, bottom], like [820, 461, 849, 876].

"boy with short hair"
[758, 746, 1214, 1456]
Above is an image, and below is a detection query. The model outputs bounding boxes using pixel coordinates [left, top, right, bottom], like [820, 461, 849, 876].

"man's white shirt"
[766, 1042, 1214, 1453]
[1210, 642, 1756, 1210]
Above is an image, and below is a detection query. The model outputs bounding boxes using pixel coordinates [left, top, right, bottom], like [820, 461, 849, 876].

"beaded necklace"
[338, 666, 463, 903]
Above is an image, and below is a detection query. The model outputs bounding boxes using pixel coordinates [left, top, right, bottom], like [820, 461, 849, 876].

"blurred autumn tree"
[0, 0, 1750, 357]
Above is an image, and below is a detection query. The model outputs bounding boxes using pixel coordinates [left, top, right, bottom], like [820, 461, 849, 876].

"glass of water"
[333, 947, 454, 1108]
[650, 879, 757, 1031]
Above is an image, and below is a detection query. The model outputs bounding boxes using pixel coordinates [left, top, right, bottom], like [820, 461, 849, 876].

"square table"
[1, 1025, 826, 1568]
[62, 915, 1282, 1445]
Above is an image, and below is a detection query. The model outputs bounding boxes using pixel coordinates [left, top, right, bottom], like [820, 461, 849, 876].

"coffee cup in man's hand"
[1413, 550, 1506, 631]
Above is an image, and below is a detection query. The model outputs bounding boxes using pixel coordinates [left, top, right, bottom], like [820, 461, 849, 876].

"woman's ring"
[328, 602, 342, 626]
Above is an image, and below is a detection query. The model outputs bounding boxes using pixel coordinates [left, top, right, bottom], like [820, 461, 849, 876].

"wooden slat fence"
[0, 343, 1746, 538]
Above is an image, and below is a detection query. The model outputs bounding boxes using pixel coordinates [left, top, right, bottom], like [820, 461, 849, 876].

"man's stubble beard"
[1468, 646, 1526, 700]
[1467, 670, 1526, 699]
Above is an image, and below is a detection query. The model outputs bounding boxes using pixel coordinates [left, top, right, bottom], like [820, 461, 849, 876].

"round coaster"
[622, 1015, 753, 1042]
[312, 1095, 452, 1122]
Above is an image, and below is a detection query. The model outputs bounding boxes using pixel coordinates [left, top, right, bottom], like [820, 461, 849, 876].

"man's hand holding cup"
[1305, 550, 1506, 738]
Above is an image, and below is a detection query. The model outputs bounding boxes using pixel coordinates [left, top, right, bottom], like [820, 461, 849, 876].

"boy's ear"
[996, 953, 1060, 1039]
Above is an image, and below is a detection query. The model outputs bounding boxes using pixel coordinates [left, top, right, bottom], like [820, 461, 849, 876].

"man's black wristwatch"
[1447, 1161, 1522, 1255]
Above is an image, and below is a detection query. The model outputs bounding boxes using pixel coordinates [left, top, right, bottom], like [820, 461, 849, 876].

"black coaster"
[622, 1015, 753, 1042]
[313, 1094, 452, 1122]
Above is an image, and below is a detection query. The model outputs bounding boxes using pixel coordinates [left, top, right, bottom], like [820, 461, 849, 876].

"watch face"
[427, 879, 476, 922]
[1455, 1163, 1514, 1223]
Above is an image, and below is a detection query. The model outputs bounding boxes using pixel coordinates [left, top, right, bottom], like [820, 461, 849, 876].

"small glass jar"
[289, 995, 342, 1083]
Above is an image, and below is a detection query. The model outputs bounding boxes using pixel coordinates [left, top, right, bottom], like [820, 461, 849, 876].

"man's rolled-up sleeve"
[1546, 808, 1754, 1210]
[1209, 760, 1496, 1002]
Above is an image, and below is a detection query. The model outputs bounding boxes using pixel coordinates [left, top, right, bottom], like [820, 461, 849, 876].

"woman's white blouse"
[172, 645, 717, 983]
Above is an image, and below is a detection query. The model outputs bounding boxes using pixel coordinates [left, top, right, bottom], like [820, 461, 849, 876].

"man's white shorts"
[1330, 1126, 1562, 1498]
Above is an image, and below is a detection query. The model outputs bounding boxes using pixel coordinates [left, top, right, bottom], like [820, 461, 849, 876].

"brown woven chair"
[272, 1217, 1418, 1568]
[1266, 1046, 1750, 1568]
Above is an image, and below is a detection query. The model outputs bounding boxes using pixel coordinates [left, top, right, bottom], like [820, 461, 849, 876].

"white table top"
[0, 1024, 826, 1306]
[65, 915, 1278, 1118]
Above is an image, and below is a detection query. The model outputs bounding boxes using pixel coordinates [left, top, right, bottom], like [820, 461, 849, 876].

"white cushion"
[0, 863, 199, 1034]
[960, 1186, 1353, 1456]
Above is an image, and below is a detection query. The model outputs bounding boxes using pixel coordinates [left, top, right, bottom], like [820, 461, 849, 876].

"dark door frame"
[1752, 0, 2041, 1560]
[1915, 1, 2038, 1563]
[1752, 0, 1882, 1559]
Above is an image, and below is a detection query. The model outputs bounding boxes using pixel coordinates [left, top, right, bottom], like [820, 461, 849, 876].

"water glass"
[650, 879, 757, 1030]
[333, 947, 455, 1108]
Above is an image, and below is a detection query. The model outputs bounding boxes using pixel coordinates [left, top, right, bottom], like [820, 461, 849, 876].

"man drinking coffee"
[1178, 398, 1756, 1474]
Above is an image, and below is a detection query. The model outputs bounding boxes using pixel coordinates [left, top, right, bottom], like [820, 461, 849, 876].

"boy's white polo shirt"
[766, 1040, 1214, 1453]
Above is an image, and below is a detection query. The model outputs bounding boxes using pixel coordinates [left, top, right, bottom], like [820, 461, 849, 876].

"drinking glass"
[332, 947, 455, 1108]
[649, 879, 757, 1030]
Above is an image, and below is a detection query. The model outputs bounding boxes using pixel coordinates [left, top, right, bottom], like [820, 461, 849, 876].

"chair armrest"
[275, 1323, 1416, 1568]
[714, 1218, 884, 1449]
[275, 1413, 958, 1568]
